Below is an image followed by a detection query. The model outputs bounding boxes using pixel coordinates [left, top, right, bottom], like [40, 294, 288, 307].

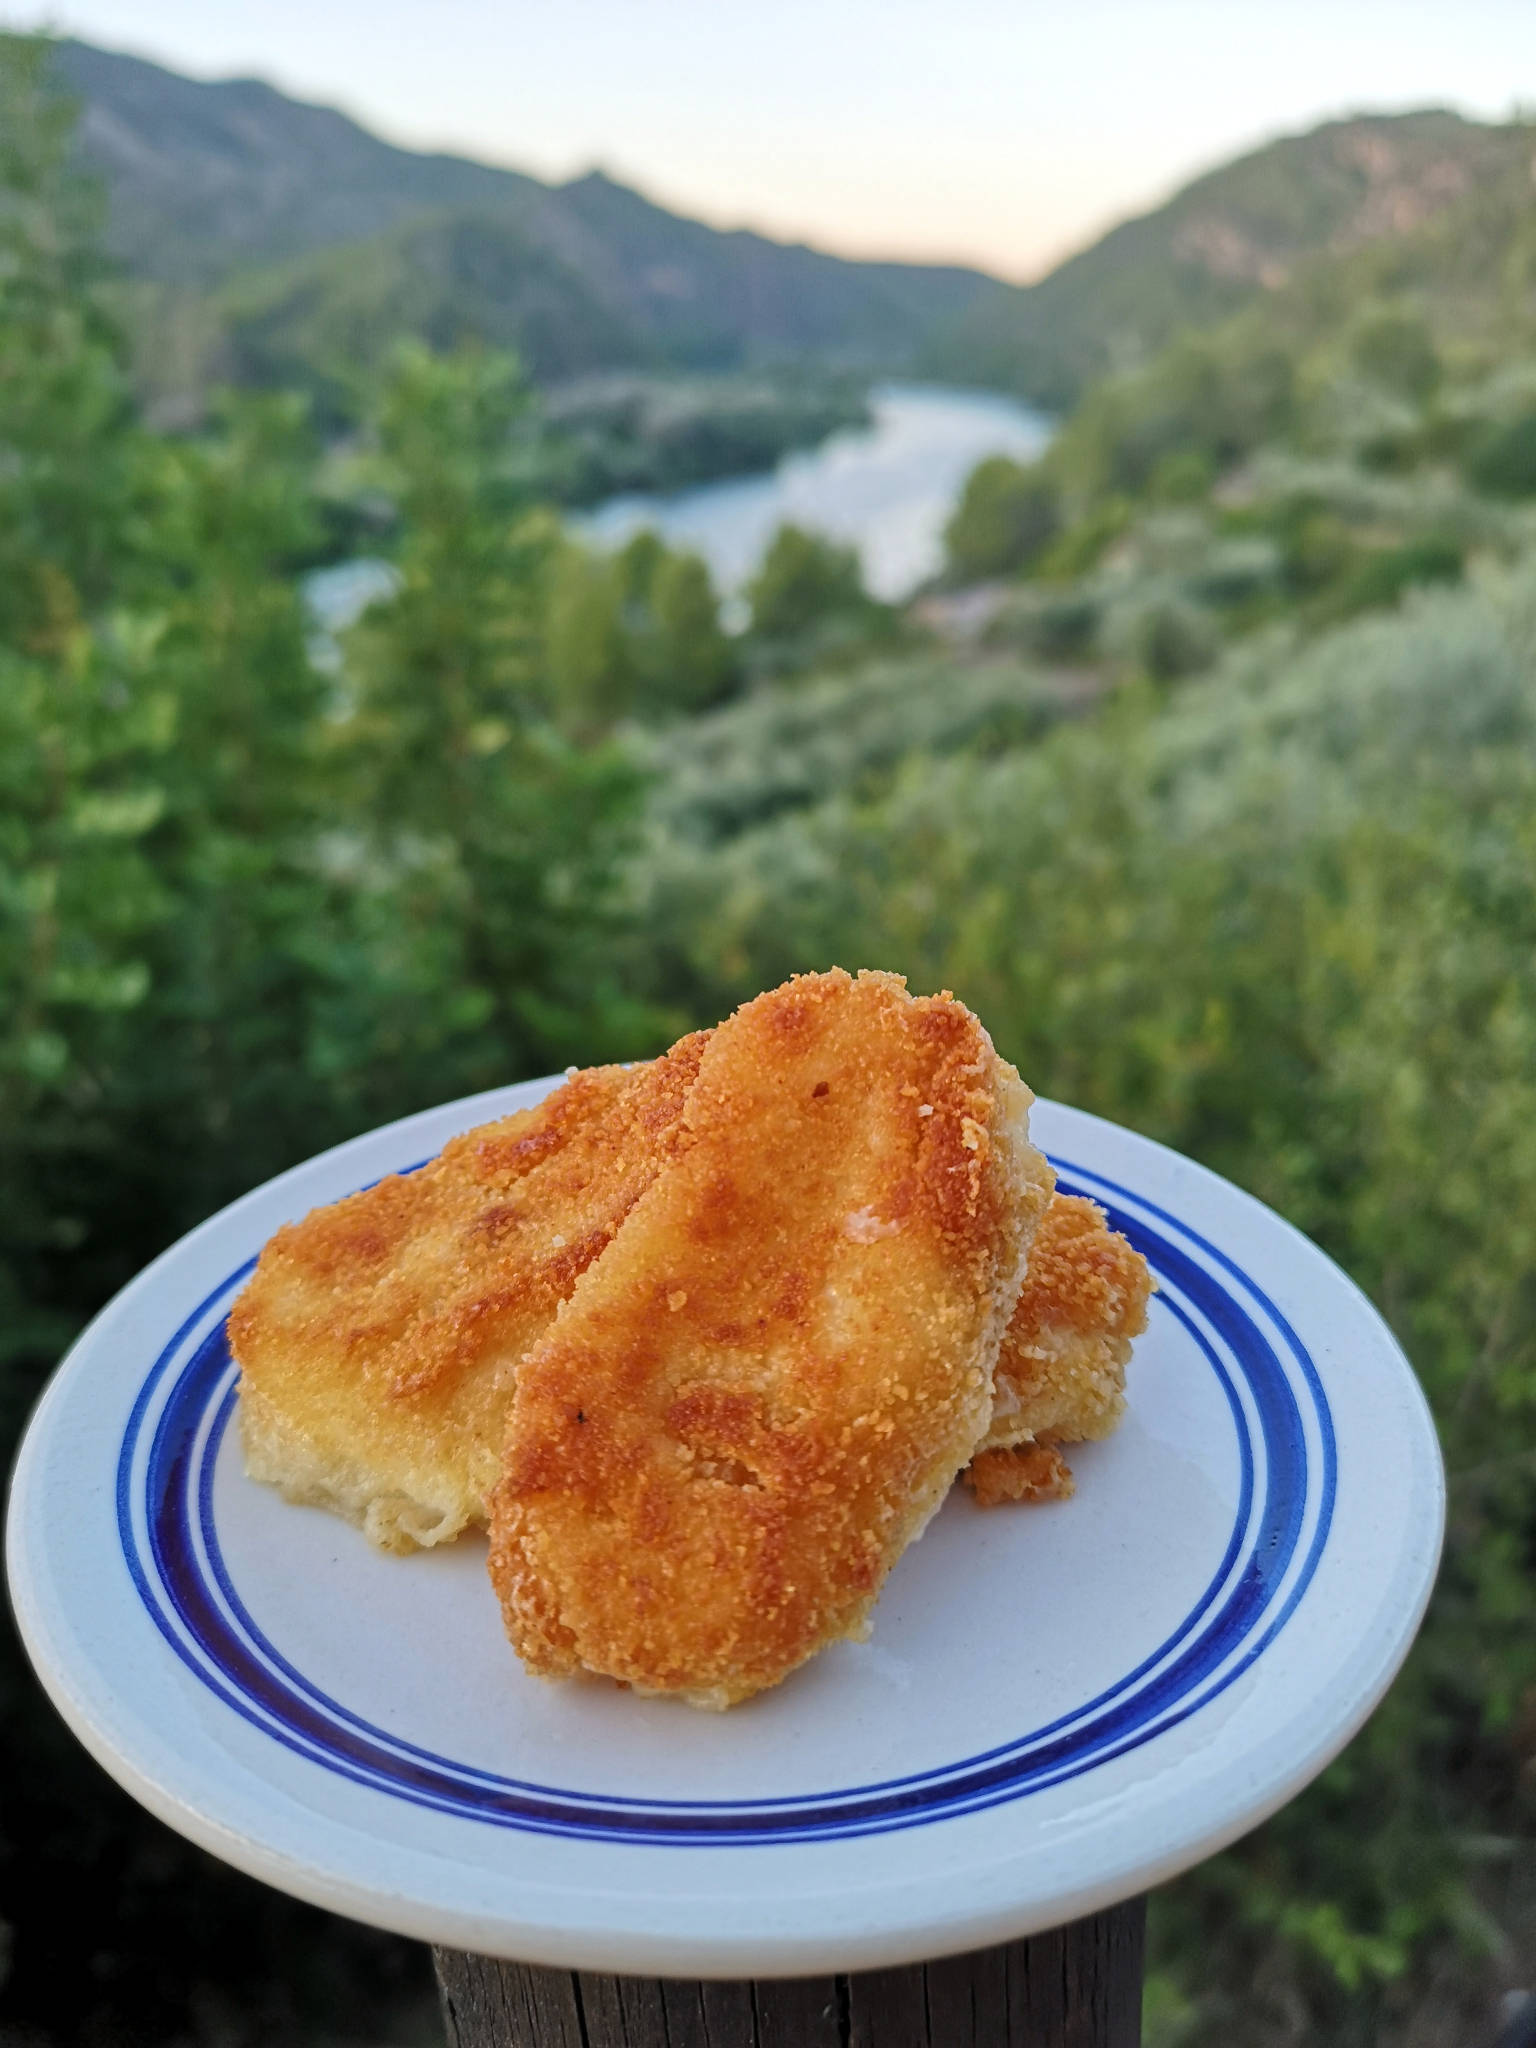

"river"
[305, 383, 1051, 639]
[577, 382, 1051, 602]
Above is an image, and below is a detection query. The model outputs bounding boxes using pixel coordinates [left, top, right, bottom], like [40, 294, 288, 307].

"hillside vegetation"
[925, 108, 1530, 405]
[4, 30, 1536, 2048]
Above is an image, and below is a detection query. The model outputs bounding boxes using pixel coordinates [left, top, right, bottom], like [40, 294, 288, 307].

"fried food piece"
[963, 1441, 1076, 1506]
[975, 1192, 1152, 1472]
[488, 968, 1055, 1708]
[230, 1034, 708, 1552]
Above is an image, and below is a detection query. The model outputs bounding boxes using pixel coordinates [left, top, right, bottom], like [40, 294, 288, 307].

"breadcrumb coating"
[964, 1441, 1077, 1506]
[974, 1192, 1153, 1480]
[230, 1034, 706, 1551]
[487, 969, 1054, 1707]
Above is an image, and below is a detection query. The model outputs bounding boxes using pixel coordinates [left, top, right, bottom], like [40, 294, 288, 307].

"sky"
[16, 0, 1536, 281]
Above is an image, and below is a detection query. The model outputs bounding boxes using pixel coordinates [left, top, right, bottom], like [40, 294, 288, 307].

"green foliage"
[645, 547, 739, 713]
[540, 375, 871, 504]
[0, 51, 667, 2039]
[742, 522, 899, 680]
[544, 529, 740, 736]
[546, 542, 633, 736]
[943, 455, 1060, 579]
[342, 344, 662, 1077]
[1050, 334, 1296, 503]
[630, 568, 1536, 2043]
[1464, 410, 1536, 497]
[635, 653, 1066, 846]
[1148, 447, 1217, 504]
[1313, 535, 1464, 622]
[1350, 310, 1441, 403]
[214, 212, 636, 425]
[746, 523, 869, 638]
[1032, 496, 1134, 581]
[1126, 595, 1219, 681]
[985, 588, 1102, 661]
[0, 35, 142, 648]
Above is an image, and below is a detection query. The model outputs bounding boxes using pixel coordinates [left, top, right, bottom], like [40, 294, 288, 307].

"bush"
[988, 590, 1102, 661]
[1135, 597, 1219, 680]
[637, 653, 1066, 844]
[1054, 336, 1296, 501]
[1464, 410, 1536, 497]
[1350, 311, 1441, 404]
[1315, 536, 1464, 622]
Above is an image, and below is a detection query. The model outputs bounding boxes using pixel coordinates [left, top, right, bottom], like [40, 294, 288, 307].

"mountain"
[922, 110, 1530, 407]
[51, 37, 1001, 405]
[49, 39, 1530, 427]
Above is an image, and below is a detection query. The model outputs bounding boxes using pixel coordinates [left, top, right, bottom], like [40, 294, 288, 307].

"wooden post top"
[434, 1895, 1145, 2047]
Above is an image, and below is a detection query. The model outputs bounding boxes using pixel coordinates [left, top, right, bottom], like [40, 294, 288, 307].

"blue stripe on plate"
[116, 1159, 1335, 1844]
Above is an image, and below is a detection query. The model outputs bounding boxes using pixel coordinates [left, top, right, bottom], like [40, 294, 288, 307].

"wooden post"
[434, 1894, 1145, 2047]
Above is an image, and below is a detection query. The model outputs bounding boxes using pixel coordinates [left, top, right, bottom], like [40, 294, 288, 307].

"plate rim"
[5, 1084, 1447, 1974]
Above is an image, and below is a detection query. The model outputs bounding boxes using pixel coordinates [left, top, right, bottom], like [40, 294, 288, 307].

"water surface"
[579, 382, 1051, 601]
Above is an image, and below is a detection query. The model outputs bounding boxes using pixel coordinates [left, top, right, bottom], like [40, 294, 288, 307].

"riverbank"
[577, 383, 1051, 601]
[307, 384, 1053, 638]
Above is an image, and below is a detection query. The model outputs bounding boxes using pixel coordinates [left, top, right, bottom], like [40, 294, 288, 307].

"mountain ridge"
[921, 106, 1529, 403]
[53, 34, 1001, 405]
[44, 35, 1535, 419]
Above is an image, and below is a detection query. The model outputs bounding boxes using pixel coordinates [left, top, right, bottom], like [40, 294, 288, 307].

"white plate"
[6, 1083, 1443, 1978]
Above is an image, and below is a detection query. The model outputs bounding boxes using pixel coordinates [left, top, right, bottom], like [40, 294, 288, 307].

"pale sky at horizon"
[14, 1, 1536, 281]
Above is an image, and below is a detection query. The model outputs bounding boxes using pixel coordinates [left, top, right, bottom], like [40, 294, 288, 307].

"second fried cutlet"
[230, 1034, 707, 1551]
[965, 1192, 1152, 1505]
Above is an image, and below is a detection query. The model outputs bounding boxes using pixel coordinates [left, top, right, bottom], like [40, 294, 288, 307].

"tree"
[546, 541, 634, 736]
[0, 75, 664, 2031]
[943, 456, 1060, 580]
[0, 46, 455, 2045]
[545, 529, 739, 732]
[343, 344, 661, 1077]
[745, 522, 870, 639]
[648, 548, 738, 712]
[0, 33, 143, 649]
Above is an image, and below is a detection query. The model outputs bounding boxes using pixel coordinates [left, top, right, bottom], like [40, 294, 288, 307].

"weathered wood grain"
[432, 1894, 1146, 2045]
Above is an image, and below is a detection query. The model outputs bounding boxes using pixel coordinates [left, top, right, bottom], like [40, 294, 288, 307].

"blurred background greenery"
[3, 27, 1536, 2048]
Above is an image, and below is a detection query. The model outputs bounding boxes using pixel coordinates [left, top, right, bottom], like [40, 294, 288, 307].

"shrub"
[1464, 410, 1536, 497]
[1350, 311, 1442, 404]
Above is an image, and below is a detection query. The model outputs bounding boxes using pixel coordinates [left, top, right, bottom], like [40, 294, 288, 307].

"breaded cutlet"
[230, 1033, 707, 1551]
[964, 1191, 1152, 1505]
[488, 968, 1055, 1708]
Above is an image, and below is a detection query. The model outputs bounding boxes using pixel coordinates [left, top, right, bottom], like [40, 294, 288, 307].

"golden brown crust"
[488, 969, 1054, 1708]
[978, 1192, 1153, 1459]
[963, 1441, 1077, 1506]
[230, 1034, 708, 1549]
